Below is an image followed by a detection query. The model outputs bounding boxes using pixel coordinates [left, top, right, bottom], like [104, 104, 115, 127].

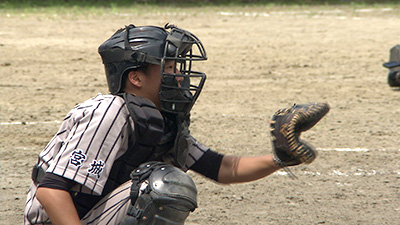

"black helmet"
[98, 24, 207, 116]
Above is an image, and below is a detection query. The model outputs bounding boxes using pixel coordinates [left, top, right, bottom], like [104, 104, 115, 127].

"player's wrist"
[272, 155, 284, 168]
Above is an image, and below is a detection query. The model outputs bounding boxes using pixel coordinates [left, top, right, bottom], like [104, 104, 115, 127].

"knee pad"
[121, 162, 197, 225]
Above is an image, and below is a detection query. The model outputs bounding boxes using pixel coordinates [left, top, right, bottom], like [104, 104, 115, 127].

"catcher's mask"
[98, 24, 207, 116]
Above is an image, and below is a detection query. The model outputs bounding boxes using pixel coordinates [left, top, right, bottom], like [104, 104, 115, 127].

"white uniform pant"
[24, 181, 132, 225]
[81, 181, 132, 224]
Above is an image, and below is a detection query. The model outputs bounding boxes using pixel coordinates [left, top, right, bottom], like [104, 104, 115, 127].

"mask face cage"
[160, 25, 207, 116]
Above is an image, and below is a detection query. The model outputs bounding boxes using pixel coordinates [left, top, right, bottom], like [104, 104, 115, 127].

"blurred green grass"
[1, 0, 398, 16]
[2, 0, 399, 8]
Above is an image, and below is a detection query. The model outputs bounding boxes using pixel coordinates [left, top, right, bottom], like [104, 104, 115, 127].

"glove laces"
[273, 156, 298, 179]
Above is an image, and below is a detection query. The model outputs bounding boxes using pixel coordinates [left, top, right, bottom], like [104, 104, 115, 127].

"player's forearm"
[217, 155, 280, 184]
[36, 187, 81, 225]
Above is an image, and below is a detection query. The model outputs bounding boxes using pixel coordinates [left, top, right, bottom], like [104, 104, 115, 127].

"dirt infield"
[1, 5, 399, 224]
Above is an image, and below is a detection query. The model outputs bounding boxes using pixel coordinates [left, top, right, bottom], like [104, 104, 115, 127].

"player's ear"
[127, 70, 142, 88]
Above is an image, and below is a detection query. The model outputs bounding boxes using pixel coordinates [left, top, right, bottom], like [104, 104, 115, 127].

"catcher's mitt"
[270, 102, 330, 169]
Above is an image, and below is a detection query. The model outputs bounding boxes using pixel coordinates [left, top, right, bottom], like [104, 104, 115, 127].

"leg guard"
[120, 162, 197, 225]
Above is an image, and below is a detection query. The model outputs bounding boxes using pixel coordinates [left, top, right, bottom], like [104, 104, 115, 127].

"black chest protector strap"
[102, 93, 166, 194]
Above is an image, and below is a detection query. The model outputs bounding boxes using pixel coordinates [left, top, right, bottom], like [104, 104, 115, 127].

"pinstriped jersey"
[24, 93, 212, 224]
[38, 93, 132, 195]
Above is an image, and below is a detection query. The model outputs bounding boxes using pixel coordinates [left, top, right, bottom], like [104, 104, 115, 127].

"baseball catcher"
[24, 22, 330, 225]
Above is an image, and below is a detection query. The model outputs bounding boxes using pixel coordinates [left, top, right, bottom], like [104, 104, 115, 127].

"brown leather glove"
[270, 102, 330, 168]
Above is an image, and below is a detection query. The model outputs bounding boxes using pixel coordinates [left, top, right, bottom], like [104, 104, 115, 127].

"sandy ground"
[1, 5, 399, 224]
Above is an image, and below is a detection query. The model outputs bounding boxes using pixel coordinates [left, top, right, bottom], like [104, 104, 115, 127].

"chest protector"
[103, 93, 170, 195]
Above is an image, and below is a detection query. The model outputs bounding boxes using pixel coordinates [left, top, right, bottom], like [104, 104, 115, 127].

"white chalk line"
[217, 8, 394, 19]
[11, 145, 400, 178]
[8, 143, 399, 178]
[4, 120, 398, 178]
[11, 144, 400, 177]
[2, 121, 396, 152]
[110, 8, 395, 18]
[0, 120, 62, 125]
[275, 169, 400, 177]
[6, 8, 394, 19]
[316, 148, 389, 152]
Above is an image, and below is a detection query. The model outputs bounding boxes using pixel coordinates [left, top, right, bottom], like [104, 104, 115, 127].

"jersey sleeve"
[47, 95, 132, 195]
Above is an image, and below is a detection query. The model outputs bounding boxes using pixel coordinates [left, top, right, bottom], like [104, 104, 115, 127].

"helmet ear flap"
[119, 68, 133, 93]
[104, 62, 121, 94]
[104, 62, 141, 94]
